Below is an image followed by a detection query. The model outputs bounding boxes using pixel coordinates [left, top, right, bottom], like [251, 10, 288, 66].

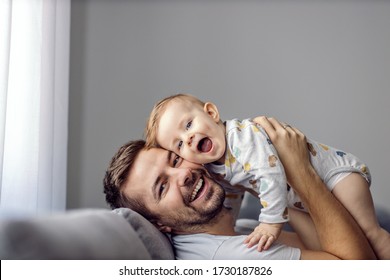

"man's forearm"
[293, 165, 376, 259]
[252, 116, 376, 259]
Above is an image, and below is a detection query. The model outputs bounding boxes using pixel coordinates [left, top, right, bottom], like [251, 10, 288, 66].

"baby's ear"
[204, 102, 220, 122]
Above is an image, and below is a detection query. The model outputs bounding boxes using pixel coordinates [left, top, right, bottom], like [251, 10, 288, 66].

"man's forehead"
[123, 147, 170, 200]
[135, 148, 169, 172]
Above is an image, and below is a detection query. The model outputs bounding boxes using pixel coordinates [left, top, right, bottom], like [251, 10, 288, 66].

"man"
[103, 117, 376, 259]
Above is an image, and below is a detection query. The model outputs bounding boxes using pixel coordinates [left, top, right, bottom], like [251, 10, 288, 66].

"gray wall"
[68, 0, 390, 213]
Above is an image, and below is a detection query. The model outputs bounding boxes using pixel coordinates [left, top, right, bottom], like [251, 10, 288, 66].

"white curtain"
[0, 0, 70, 215]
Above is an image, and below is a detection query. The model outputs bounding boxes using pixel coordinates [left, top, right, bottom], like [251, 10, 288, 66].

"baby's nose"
[187, 135, 194, 146]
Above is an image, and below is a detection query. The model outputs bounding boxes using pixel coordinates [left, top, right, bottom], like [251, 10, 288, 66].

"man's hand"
[244, 222, 283, 252]
[252, 116, 314, 191]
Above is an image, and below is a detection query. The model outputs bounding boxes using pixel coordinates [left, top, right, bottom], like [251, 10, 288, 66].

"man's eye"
[186, 121, 192, 130]
[173, 155, 181, 167]
[159, 183, 167, 196]
[178, 141, 183, 150]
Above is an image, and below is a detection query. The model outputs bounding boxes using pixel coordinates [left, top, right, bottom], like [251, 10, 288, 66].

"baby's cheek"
[188, 152, 201, 163]
[185, 151, 204, 165]
[180, 150, 196, 164]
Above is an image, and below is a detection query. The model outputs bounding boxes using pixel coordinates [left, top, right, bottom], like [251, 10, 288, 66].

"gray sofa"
[1, 197, 389, 259]
[0, 208, 174, 259]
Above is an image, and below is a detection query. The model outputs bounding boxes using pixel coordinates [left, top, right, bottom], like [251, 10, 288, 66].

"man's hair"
[144, 93, 205, 149]
[103, 139, 158, 221]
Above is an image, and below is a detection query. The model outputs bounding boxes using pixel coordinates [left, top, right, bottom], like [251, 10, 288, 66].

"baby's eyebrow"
[176, 116, 186, 131]
[169, 119, 184, 149]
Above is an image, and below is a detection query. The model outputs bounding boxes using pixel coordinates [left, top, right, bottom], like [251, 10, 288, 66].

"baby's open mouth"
[197, 137, 212, 153]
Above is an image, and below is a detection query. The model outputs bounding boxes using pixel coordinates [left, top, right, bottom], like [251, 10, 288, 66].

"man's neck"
[174, 208, 236, 236]
[205, 208, 236, 236]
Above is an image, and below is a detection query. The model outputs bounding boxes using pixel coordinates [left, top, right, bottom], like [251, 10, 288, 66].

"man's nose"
[173, 167, 193, 188]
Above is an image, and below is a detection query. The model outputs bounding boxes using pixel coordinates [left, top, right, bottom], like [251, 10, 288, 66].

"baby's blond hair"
[145, 93, 205, 149]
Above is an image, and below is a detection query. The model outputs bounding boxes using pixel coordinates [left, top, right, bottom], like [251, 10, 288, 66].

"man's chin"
[187, 186, 226, 227]
[168, 171, 226, 233]
[168, 198, 225, 234]
[171, 209, 224, 234]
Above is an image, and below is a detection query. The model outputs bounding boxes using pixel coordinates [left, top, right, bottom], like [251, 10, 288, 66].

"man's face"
[123, 147, 225, 233]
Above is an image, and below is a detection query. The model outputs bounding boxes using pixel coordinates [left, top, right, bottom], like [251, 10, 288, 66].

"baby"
[145, 93, 390, 259]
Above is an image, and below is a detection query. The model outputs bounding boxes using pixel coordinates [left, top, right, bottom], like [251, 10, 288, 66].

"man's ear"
[203, 102, 220, 122]
[155, 222, 172, 233]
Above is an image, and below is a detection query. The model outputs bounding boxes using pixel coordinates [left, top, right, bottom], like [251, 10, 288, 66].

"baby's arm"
[244, 222, 284, 252]
[226, 120, 289, 239]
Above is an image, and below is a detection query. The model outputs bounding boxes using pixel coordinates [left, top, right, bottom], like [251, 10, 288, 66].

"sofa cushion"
[0, 209, 152, 259]
[113, 208, 175, 259]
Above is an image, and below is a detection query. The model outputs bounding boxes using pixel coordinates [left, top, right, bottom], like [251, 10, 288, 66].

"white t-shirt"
[172, 233, 301, 260]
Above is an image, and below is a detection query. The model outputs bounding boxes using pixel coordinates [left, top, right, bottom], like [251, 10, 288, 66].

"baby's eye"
[186, 121, 192, 130]
[178, 140, 183, 150]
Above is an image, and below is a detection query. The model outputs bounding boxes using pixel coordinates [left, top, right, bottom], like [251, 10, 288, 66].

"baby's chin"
[200, 152, 225, 165]
[199, 138, 226, 162]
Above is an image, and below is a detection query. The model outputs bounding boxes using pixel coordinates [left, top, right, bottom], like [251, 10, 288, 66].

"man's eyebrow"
[168, 150, 173, 164]
[152, 151, 171, 201]
[152, 175, 161, 201]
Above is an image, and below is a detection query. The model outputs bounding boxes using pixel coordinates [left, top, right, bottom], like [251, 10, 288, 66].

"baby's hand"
[244, 223, 283, 252]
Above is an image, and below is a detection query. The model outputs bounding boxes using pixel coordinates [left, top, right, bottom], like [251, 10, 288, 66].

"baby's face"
[156, 99, 226, 164]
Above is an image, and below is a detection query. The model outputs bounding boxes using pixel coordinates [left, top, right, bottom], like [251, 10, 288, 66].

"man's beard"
[161, 169, 226, 233]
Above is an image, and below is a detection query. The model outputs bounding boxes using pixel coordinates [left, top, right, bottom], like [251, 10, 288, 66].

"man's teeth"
[190, 179, 203, 202]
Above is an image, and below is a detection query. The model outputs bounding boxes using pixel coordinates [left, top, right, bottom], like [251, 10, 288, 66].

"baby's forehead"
[162, 99, 198, 118]
[170, 96, 197, 107]
[153, 96, 202, 137]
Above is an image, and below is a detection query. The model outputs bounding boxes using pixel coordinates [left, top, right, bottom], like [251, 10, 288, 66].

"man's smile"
[190, 178, 204, 202]
[188, 172, 210, 204]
